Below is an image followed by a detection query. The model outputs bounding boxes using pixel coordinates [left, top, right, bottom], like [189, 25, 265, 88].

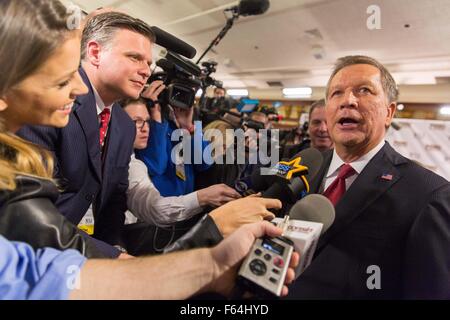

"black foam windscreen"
[238, 0, 270, 16]
[151, 26, 197, 59]
[289, 147, 323, 183]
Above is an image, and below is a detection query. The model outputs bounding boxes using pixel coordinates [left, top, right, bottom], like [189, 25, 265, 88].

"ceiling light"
[440, 106, 450, 115]
[227, 89, 249, 97]
[397, 104, 405, 111]
[283, 87, 312, 98]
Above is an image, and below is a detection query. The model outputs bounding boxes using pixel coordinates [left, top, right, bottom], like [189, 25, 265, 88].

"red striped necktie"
[99, 108, 111, 147]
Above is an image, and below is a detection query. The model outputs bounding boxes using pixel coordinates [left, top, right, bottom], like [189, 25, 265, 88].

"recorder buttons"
[249, 259, 267, 276]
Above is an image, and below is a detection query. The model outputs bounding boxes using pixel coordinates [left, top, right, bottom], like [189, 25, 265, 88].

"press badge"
[78, 207, 95, 235]
[175, 148, 186, 181]
[176, 163, 186, 181]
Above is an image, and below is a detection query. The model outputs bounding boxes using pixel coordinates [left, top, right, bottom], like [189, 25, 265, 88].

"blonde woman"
[0, 0, 111, 258]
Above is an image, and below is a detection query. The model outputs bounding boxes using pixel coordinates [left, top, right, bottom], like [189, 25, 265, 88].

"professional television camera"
[146, 50, 202, 111]
[200, 60, 223, 89]
[256, 105, 282, 123]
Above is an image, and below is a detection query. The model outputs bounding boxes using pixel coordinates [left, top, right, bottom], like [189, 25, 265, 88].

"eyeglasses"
[133, 119, 151, 131]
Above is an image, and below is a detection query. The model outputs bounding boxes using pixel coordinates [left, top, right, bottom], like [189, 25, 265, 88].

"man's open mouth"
[338, 117, 360, 126]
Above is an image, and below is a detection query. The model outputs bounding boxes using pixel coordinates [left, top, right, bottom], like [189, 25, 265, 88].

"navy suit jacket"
[18, 68, 135, 256]
[288, 142, 450, 299]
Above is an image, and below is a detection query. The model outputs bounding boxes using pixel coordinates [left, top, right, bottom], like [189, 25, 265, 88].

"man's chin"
[315, 142, 333, 150]
[124, 87, 142, 100]
[340, 138, 361, 148]
[333, 131, 361, 144]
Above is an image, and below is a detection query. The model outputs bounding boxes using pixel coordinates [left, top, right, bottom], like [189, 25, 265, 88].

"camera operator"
[204, 87, 230, 113]
[196, 111, 272, 194]
[214, 87, 226, 98]
[137, 80, 241, 205]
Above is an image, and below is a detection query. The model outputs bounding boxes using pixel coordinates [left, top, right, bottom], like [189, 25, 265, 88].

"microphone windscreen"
[151, 26, 197, 59]
[261, 183, 290, 204]
[290, 147, 323, 182]
[250, 167, 276, 191]
[289, 194, 335, 235]
[238, 0, 270, 16]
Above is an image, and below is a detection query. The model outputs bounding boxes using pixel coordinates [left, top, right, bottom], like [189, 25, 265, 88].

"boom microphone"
[234, 0, 270, 16]
[151, 26, 197, 59]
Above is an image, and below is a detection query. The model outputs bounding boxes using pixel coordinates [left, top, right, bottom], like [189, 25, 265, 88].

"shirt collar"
[92, 85, 113, 116]
[326, 139, 386, 178]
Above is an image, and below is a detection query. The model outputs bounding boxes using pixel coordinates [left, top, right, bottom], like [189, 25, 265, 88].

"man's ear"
[0, 98, 8, 112]
[385, 102, 396, 127]
[86, 40, 102, 67]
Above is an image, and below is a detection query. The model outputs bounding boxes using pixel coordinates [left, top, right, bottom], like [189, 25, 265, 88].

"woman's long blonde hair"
[0, 0, 71, 190]
[203, 120, 236, 159]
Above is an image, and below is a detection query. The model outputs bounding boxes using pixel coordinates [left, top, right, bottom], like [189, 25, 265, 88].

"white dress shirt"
[322, 140, 386, 192]
[125, 154, 202, 226]
[92, 86, 113, 118]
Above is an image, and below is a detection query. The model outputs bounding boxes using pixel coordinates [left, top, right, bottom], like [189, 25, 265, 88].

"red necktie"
[99, 108, 111, 147]
[323, 164, 356, 206]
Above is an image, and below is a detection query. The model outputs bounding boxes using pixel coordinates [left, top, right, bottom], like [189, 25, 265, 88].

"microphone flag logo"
[275, 157, 309, 180]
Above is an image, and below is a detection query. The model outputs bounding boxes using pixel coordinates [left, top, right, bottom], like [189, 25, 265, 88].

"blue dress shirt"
[0, 236, 86, 300]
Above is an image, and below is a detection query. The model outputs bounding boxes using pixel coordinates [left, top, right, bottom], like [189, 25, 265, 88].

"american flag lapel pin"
[381, 173, 393, 181]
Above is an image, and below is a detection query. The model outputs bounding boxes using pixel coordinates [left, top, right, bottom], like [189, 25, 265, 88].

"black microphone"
[235, 148, 323, 200]
[261, 148, 323, 204]
[151, 26, 197, 59]
[234, 0, 270, 16]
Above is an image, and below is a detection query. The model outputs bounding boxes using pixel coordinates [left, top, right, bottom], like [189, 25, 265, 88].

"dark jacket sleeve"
[163, 215, 223, 253]
[403, 183, 450, 299]
[93, 166, 129, 249]
[0, 198, 110, 259]
[0, 177, 114, 259]
[17, 126, 62, 178]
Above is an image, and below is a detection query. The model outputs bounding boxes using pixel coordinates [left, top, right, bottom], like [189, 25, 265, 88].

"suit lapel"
[310, 150, 333, 194]
[316, 143, 404, 252]
[73, 68, 102, 182]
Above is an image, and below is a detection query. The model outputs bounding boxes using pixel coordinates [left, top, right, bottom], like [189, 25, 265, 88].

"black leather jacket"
[0, 176, 108, 258]
[163, 214, 223, 253]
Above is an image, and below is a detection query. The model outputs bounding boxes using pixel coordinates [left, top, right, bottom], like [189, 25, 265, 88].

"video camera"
[146, 50, 202, 110]
[200, 60, 223, 88]
[242, 119, 265, 131]
[255, 105, 282, 122]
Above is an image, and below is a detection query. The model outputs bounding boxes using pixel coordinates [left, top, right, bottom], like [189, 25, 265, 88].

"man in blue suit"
[18, 12, 155, 257]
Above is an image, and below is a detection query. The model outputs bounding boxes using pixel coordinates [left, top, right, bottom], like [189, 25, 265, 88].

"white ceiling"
[66, 0, 450, 93]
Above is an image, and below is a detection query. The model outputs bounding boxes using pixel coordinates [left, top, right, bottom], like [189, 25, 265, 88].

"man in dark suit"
[288, 55, 450, 299]
[18, 12, 156, 257]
